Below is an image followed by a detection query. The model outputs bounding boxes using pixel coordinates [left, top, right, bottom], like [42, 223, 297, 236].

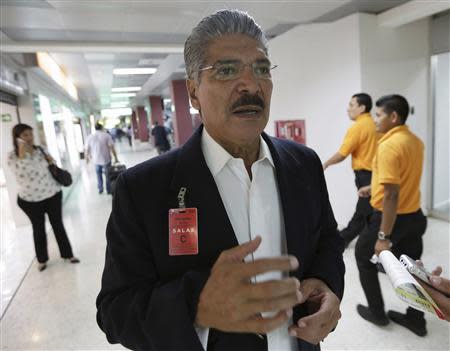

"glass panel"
[431, 52, 450, 221]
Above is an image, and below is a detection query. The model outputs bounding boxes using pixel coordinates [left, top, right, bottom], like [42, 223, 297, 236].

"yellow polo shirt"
[370, 125, 424, 214]
[338, 113, 378, 171]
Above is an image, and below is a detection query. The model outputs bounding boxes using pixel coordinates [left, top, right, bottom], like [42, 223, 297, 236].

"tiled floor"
[1, 140, 449, 350]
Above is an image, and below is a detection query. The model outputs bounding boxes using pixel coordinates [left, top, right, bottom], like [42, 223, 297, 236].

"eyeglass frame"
[197, 59, 278, 81]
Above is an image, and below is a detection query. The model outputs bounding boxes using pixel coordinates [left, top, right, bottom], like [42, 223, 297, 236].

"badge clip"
[177, 187, 187, 209]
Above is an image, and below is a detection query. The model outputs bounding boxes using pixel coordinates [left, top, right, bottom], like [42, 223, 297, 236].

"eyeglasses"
[198, 60, 278, 81]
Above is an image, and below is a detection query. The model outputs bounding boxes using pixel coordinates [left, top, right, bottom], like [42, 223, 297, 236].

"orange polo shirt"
[338, 113, 378, 171]
[370, 125, 424, 214]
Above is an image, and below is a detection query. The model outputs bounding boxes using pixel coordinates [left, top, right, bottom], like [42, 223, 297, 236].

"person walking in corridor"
[8, 123, 80, 272]
[323, 93, 378, 247]
[151, 121, 171, 154]
[85, 123, 118, 194]
[355, 94, 428, 336]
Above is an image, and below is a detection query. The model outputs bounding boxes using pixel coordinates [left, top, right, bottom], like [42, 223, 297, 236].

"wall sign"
[275, 120, 306, 145]
[1, 113, 12, 122]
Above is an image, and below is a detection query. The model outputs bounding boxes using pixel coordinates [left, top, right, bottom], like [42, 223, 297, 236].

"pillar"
[131, 110, 138, 139]
[149, 95, 164, 126]
[170, 80, 193, 146]
[136, 106, 149, 142]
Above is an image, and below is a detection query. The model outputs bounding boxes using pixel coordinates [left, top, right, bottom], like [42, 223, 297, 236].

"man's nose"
[236, 65, 260, 94]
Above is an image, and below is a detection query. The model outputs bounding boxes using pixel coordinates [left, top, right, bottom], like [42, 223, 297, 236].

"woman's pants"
[17, 191, 74, 263]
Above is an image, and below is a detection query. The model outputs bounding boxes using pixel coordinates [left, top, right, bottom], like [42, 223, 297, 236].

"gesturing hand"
[288, 278, 341, 345]
[196, 236, 301, 334]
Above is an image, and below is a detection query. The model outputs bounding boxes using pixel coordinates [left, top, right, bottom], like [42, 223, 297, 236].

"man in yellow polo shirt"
[323, 93, 378, 247]
[355, 94, 427, 336]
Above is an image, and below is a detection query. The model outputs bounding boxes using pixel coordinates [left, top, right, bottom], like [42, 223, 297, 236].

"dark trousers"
[17, 191, 74, 263]
[355, 209, 427, 320]
[340, 170, 373, 244]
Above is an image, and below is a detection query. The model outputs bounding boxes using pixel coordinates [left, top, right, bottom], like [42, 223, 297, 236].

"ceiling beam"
[378, 0, 450, 27]
[1, 41, 184, 54]
[133, 54, 185, 105]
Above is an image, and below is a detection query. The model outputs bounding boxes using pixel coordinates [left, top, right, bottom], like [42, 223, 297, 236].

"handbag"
[38, 147, 73, 187]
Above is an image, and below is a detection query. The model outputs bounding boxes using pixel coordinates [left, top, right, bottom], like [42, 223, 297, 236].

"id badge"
[168, 208, 198, 256]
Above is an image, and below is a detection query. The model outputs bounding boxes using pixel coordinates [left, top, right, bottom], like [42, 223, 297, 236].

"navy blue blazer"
[96, 126, 345, 351]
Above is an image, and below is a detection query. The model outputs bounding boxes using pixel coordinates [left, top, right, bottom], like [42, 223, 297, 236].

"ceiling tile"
[1, 28, 68, 41]
[0, 6, 63, 29]
[1, 0, 53, 8]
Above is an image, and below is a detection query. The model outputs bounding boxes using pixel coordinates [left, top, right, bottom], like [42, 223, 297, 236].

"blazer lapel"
[169, 126, 238, 266]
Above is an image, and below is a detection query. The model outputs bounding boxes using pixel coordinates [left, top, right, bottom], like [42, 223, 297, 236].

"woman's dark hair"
[12, 123, 33, 156]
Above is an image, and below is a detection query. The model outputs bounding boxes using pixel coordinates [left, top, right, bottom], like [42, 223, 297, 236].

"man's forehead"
[206, 34, 268, 59]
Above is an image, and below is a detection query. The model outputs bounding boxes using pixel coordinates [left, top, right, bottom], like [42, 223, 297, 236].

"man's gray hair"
[184, 9, 268, 81]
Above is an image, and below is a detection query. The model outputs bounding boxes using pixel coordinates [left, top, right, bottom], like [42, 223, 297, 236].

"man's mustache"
[231, 94, 265, 111]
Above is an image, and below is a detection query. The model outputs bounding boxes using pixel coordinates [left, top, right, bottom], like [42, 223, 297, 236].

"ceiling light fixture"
[111, 86, 141, 92]
[113, 68, 157, 75]
[110, 102, 129, 108]
[111, 93, 136, 98]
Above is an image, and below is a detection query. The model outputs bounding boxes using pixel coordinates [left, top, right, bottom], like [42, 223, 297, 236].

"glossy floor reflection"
[1, 140, 449, 351]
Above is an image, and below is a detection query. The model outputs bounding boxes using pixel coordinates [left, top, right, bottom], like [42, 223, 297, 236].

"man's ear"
[359, 105, 366, 114]
[391, 111, 400, 124]
[186, 79, 201, 111]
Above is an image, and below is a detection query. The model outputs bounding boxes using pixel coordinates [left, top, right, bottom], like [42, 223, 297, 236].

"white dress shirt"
[199, 128, 298, 351]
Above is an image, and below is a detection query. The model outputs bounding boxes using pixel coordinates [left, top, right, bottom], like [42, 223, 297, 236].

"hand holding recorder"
[401, 256, 450, 322]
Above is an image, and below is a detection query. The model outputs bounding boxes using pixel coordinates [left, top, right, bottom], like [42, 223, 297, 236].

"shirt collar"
[378, 125, 409, 144]
[201, 127, 274, 177]
[356, 112, 372, 121]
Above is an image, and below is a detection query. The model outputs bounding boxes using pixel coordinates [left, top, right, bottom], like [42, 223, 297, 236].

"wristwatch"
[378, 231, 391, 240]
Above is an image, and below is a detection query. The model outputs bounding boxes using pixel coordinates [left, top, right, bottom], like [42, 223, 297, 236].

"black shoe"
[387, 310, 427, 337]
[357, 304, 389, 326]
[99, 190, 103, 194]
[37, 263, 47, 272]
[65, 257, 80, 264]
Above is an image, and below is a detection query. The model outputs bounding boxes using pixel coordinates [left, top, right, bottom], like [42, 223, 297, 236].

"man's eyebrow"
[255, 58, 271, 64]
[214, 59, 241, 65]
[212, 58, 271, 65]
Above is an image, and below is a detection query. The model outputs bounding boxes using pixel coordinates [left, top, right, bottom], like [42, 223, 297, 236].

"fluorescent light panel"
[111, 102, 129, 108]
[111, 86, 141, 92]
[111, 93, 136, 98]
[113, 67, 157, 75]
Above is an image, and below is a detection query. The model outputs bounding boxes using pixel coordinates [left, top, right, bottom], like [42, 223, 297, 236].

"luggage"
[108, 163, 126, 194]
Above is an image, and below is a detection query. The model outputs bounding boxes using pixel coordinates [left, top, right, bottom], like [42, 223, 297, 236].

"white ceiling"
[1, 0, 412, 112]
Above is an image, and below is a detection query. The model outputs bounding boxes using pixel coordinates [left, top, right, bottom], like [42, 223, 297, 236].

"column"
[136, 106, 149, 142]
[170, 79, 193, 146]
[131, 109, 138, 139]
[149, 95, 164, 126]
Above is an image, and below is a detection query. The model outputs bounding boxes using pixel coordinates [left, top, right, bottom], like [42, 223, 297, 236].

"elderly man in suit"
[97, 9, 345, 351]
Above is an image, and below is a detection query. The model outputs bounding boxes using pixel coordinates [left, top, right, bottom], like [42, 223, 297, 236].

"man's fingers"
[244, 278, 300, 300]
[420, 282, 449, 309]
[237, 256, 299, 279]
[243, 309, 292, 334]
[431, 266, 443, 276]
[430, 275, 450, 293]
[242, 291, 301, 317]
[219, 236, 262, 263]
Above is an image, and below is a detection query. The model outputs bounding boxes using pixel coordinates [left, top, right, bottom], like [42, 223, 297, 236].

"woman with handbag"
[7, 124, 80, 272]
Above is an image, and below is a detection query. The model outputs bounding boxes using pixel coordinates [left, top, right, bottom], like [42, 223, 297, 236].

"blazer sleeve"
[303, 152, 346, 300]
[96, 174, 209, 351]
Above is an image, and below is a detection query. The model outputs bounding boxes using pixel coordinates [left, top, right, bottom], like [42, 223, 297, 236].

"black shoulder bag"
[38, 146, 73, 187]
